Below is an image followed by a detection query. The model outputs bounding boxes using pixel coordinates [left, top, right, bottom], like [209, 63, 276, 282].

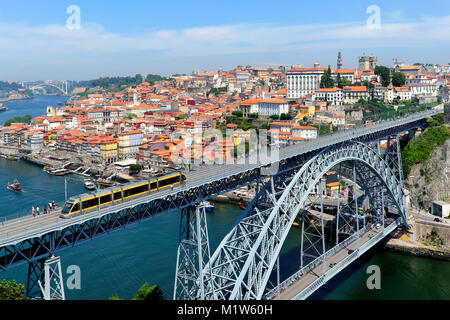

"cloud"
[0, 15, 449, 78]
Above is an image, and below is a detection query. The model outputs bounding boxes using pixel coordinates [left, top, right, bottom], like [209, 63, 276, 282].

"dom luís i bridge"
[0, 107, 443, 300]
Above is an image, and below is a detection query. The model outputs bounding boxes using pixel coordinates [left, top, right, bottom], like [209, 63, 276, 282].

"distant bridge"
[24, 81, 70, 96]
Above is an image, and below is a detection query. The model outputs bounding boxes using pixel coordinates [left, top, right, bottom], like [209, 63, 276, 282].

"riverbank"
[384, 236, 450, 261]
[0, 95, 33, 103]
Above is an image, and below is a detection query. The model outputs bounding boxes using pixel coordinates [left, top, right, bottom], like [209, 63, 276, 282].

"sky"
[0, 0, 449, 81]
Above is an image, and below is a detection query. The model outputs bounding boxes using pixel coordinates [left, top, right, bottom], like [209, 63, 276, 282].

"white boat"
[200, 201, 214, 212]
[84, 179, 96, 190]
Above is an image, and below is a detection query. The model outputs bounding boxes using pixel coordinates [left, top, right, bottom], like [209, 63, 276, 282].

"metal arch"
[200, 140, 406, 300]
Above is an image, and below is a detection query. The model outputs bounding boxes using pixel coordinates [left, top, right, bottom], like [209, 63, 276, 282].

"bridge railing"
[265, 218, 402, 300]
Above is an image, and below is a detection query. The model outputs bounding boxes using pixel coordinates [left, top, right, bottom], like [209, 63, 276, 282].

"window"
[62, 202, 74, 214]
[70, 202, 80, 213]
[113, 191, 122, 201]
[100, 194, 112, 204]
[82, 197, 98, 210]
[123, 184, 149, 198]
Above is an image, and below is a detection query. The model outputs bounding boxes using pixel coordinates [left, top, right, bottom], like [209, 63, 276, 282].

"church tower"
[337, 51, 343, 70]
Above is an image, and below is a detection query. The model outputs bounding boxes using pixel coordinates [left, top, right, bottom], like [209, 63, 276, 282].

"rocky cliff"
[405, 138, 450, 211]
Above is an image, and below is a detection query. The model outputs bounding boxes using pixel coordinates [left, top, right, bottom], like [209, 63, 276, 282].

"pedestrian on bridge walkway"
[32, 206, 35, 217]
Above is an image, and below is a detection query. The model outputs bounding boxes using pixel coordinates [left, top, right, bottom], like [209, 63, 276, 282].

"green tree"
[280, 113, 292, 120]
[270, 114, 279, 120]
[232, 110, 243, 117]
[129, 163, 142, 174]
[374, 66, 391, 87]
[4, 115, 32, 126]
[0, 279, 26, 300]
[338, 77, 351, 89]
[320, 66, 334, 88]
[133, 283, 164, 301]
[392, 72, 406, 87]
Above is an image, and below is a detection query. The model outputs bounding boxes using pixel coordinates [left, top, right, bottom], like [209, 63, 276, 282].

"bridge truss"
[177, 137, 407, 300]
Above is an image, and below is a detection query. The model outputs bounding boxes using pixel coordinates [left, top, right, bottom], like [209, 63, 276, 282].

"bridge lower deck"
[272, 221, 390, 300]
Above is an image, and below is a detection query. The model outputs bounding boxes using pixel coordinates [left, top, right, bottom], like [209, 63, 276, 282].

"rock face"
[406, 138, 450, 211]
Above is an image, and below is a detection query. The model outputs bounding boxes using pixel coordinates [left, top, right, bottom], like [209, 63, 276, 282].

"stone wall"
[413, 220, 450, 247]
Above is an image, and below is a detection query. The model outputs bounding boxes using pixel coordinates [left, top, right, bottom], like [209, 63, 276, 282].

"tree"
[232, 110, 243, 117]
[374, 66, 391, 87]
[392, 72, 406, 87]
[133, 283, 164, 301]
[0, 279, 26, 300]
[270, 114, 279, 120]
[338, 77, 350, 89]
[4, 115, 32, 126]
[280, 113, 292, 120]
[320, 66, 334, 88]
[129, 163, 142, 174]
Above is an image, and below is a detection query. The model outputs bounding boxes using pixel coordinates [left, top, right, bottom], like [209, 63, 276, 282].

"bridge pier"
[26, 255, 65, 300]
[174, 205, 213, 300]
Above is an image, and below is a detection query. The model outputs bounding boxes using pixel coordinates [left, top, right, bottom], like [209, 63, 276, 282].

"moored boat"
[84, 179, 96, 190]
[200, 201, 214, 212]
[47, 168, 71, 176]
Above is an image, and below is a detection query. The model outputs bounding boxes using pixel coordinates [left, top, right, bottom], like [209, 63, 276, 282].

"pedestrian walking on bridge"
[32, 206, 35, 217]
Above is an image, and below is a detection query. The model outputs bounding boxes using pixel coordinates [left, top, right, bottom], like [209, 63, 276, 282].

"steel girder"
[0, 169, 261, 272]
[199, 140, 407, 300]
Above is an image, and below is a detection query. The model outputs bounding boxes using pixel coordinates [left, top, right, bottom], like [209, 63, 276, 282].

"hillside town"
[0, 53, 448, 179]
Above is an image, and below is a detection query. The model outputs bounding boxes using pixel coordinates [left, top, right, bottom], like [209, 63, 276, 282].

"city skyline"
[0, 0, 449, 81]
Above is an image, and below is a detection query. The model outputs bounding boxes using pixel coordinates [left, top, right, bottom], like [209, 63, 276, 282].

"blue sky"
[0, 0, 449, 80]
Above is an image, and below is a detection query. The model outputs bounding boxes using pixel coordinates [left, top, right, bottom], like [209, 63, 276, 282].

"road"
[276, 223, 384, 300]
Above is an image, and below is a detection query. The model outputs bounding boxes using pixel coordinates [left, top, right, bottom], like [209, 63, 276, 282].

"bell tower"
[337, 51, 343, 70]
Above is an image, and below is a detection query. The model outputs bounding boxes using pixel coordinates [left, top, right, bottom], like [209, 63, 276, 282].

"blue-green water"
[0, 96, 448, 300]
[0, 95, 66, 126]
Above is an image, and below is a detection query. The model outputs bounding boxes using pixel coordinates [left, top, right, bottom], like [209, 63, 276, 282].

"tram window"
[62, 202, 74, 213]
[159, 176, 178, 188]
[124, 184, 148, 197]
[82, 198, 98, 210]
[150, 181, 157, 190]
[71, 202, 80, 213]
[113, 191, 122, 200]
[100, 194, 112, 204]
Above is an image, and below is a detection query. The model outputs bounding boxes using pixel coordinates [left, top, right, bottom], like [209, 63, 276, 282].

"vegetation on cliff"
[402, 114, 450, 176]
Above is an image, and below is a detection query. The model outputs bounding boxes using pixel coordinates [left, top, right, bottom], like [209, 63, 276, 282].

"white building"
[291, 126, 318, 140]
[393, 87, 411, 101]
[404, 83, 439, 98]
[257, 99, 289, 117]
[431, 201, 450, 218]
[331, 69, 357, 84]
[342, 86, 369, 104]
[286, 67, 327, 99]
[315, 88, 343, 106]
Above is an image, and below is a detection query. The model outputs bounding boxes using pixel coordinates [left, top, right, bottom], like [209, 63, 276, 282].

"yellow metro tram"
[60, 172, 186, 218]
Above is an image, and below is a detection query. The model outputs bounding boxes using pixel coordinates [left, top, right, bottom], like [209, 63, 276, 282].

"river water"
[0, 96, 448, 300]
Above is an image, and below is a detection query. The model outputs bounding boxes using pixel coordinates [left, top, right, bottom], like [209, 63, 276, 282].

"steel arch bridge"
[175, 138, 407, 300]
[28, 81, 69, 95]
